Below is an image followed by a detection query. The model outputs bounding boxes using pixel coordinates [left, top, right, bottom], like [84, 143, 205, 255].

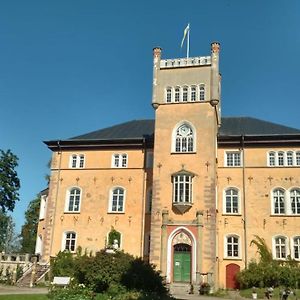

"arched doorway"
[173, 243, 191, 282]
[226, 263, 240, 289]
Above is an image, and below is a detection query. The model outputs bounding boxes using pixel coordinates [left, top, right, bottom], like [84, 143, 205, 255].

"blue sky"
[0, 0, 299, 233]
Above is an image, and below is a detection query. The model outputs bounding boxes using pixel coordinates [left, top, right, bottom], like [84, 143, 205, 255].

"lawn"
[0, 295, 48, 300]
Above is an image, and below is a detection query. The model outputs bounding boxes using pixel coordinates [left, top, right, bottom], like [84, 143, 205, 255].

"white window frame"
[272, 188, 286, 215]
[296, 151, 300, 166]
[199, 84, 205, 101]
[291, 236, 300, 260]
[112, 153, 128, 168]
[277, 151, 284, 166]
[166, 87, 172, 103]
[272, 235, 288, 260]
[69, 154, 85, 168]
[190, 86, 197, 101]
[290, 188, 300, 215]
[172, 173, 193, 204]
[172, 122, 196, 153]
[182, 86, 188, 102]
[225, 151, 242, 167]
[174, 86, 180, 102]
[63, 231, 77, 252]
[224, 234, 241, 259]
[223, 188, 240, 214]
[268, 151, 276, 166]
[108, 187, 126, 213]
[65, 187, 82, 213]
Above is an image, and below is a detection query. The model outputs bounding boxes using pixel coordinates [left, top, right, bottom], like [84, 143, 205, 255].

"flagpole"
[187, 24, 190, 58]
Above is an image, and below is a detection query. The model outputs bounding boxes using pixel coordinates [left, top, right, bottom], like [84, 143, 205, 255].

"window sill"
[223, 257, 242, 261]
[171, 152, 196, 155]
[64, 211, 80, 214]
[270, 214, 300, 217]
[107, 211, 125, 214]
[222, 213, 242, 216]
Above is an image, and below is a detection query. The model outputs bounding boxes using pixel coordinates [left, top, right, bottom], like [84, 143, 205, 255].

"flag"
[181, 24, 190, 48]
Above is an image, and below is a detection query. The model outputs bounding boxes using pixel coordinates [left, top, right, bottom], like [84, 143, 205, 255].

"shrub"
[51, 251, 75, 278]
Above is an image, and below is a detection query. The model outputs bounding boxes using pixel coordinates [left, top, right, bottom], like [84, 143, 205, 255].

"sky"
[0, 0, 300, 234]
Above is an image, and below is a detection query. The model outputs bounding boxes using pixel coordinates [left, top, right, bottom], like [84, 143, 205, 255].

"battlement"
[160, 56, 211, 69]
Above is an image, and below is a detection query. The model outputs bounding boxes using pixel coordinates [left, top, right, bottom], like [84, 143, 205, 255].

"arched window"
[278, 152, 284, 166]
[296, 151, 300, 166]
[109, 187, 125, 213]
[108, 229, 121, 249]
[225, 235, 240, 258]
[290, 189, 300, 214]
[174, 123, 195, 153]
[273, 189, 285, 214]
[166, 87, 172, 103]
[64, 232, 76, 252]
[274, 236, 287, 259]
[268, 152, 276, 166]
[293, 237, 300, 260]
[190, 86, 196, 101]
[182, 86, 188, 102]
[66, 188, 81, 212]
[175, 87, 180, 102]
[224, 188, 239, 214]
[199, 84, 205, 101]
[287, 151, 294, 166]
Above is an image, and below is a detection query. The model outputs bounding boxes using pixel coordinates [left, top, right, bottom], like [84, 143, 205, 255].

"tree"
[20, 195, 40, 253]
[0, 212, 20, 252]
[250, 235, 273, 263]
[0, 149, 20, 213]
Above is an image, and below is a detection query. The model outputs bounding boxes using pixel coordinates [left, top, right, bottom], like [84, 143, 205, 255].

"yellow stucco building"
[36, 42, 300, 290]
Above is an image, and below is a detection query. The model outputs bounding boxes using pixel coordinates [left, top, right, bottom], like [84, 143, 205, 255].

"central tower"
[150, 43, 221, 288]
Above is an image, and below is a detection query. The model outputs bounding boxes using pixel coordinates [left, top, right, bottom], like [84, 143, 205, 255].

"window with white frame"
[112, 153, 127, 168]
[175, 87, 180, 102]
[268, 152, 276, 166]
[199, 84, 205, 101]
[225, 151, 241, 167]
[273, 189, 285, 214]
[296, 152, 300, 165]
[274, 236, 287, 259]
[174, 124, 194, 153]
[182, 86, 188, 102]
[109, 187, 125, 213]
[166, 87, 172, 103]
[64, 232, 76, 252]
[291, 189, 300, 214]
[172, 173, 193, 204]
[224, 188, 239, 214]
[66, 188, 81, 212]
[293, 236, 300, 260]
[226, 235, 240, 258]
[267, 151, 300, 167]
[191, 86, 196, 101]
[70, 154, 85, 168]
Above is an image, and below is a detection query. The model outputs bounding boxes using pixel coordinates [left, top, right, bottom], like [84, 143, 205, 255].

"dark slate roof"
[68, 117, 300, 141]
[219, 117, 300, 136]
[69, 120, 155, 140]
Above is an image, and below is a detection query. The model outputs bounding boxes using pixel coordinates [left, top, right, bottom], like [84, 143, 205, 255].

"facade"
[36, 42, 300, 289]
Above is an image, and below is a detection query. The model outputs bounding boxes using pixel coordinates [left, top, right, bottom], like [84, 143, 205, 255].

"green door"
[173, 244, 191, 282]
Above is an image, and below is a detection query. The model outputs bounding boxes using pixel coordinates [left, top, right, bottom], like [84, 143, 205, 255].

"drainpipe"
[140, 138, 147, 257]
[49, 141, 62, 258]
[241, 135, 248, 268]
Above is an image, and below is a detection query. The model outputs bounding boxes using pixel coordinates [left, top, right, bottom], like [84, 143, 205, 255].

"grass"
[0, 295, 48, 300]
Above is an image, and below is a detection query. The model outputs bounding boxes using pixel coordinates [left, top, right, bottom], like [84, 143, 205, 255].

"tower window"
[175, 87, 180, 102]
[172, 174, 193, 204]
[166, 88, 172, 103]
[199, 85, 205, 101]
[224, 188, 239, 214]
[174, 124, 194, 152]
[182, 86, 188, 102]
[226, 235, 240, 258]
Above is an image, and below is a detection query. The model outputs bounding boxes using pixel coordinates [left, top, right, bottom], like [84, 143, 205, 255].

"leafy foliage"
[20, 195, 41, 252]
[0, 149, 20, 213]
[108, 228, 121, 247]
[51, 251, 76, 278]
[0, 212, 19, 252]
[250, 235, 273, 263]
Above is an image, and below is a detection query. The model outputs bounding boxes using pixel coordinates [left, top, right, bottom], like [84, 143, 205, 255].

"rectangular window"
[183, 88, 188, 102]
[65, 232, 76, 252]
[113, 154, 127, 168]
[70, 154, 85, 168]
[278, 152, 284, 166]
[296, 152, 300, 166]
[166, 88, 172, 102]
[173, 174, 192, 203]
[287, 152, 293, 166]
[199, 85, 205, 101]
[175, 88, 180, 102]
[191, 87, 196, 101]
[226, 152, 241, 167]
[269, 152, 275, 166]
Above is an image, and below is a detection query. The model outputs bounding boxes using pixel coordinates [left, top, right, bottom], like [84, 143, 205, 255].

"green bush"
[51, 251, 75, 278]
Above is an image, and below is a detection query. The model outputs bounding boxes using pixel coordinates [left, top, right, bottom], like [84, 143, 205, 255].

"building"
[36, 42, 300, 289]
